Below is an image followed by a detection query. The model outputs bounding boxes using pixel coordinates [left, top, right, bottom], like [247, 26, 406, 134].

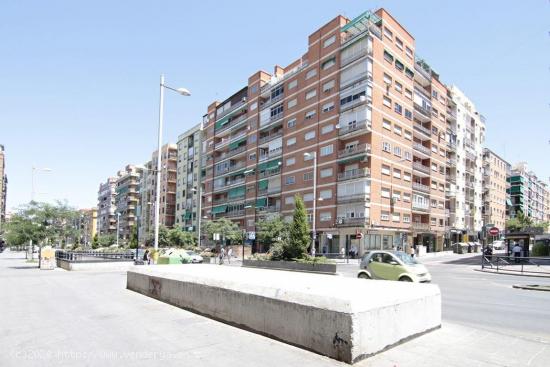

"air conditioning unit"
[337, 218, 344, 225]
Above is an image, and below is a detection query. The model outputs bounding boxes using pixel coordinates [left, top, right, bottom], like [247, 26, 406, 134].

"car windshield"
[394, 252, 418, 265]
[186, 251, 196, 256]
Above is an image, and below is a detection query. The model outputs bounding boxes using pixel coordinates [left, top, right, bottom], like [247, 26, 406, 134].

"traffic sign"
[488, 227, 499, 236]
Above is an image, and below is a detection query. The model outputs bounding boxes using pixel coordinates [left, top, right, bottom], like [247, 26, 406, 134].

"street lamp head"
[176, 87, 191, 96]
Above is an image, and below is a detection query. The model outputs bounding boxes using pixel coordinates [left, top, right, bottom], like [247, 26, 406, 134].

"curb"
[474, 268, 550, 279]
[512, 284, 550, 292]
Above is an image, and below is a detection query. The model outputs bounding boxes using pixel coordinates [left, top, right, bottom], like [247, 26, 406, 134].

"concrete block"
[243, 259, 337, 274]
[127, 265, 441, 364]
[57, 259, 136, 271]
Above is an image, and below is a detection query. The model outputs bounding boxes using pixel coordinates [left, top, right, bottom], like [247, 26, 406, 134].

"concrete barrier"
[127, 265, 441, 364]
[243, 259, 336, 274]
[57, 259, 136, 271]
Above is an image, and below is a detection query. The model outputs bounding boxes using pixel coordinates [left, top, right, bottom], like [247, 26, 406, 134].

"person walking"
[227, 247, 233, 264]
[512, 243, 522, 264]
[143, 249, 151, 265]
[407, 244, 415, 258]
[219, 247, 226, 265]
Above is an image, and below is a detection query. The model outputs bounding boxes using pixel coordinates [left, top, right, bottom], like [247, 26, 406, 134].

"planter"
[243, 259, 336, 274]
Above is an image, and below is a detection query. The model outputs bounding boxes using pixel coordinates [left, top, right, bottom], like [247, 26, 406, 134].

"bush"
[294, 256, 335, 264]
[268, 241, 285, 261]
[532, 243, 550, 257]
[250, 252, 272, 261]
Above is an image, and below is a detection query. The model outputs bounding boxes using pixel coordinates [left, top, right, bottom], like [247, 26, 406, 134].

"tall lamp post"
[116, 212, 121, 247]
[154, 74, 191, 251]
[304, 151, 317, 256]
[192, 186, 202, 248]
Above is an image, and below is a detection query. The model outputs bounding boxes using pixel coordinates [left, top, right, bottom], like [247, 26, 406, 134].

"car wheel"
[399, 277, 412, 282]
[358, 273, 370, 279]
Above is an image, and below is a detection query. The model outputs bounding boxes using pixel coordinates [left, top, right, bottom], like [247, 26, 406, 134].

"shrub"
[294, 256, 335, 264]
[532, 243, 550, 257]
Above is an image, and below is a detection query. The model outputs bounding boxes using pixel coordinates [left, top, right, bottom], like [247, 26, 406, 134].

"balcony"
[413, 103, 431, 122]
[340, 93, 372, 112]
[213, 178, 246, 193]
[340, 44, 373, 67]
[258, 131, 283, 145]
[413, 143, 431, 156]
[260, 111, 284, 128]
[215, 161, 246, 176]
[336, 216, 369, 227]
[413, 123, 431, 139]
[464, 166, 474, 175]
[215, 130, 247, 149]
[223, 210, 245, 218]
[446, 108, 457, 121]
[337, 193, 370, 204]
[260, 93, 284, 111]
[340, 70, 373, 90]
[447, 158, 456, 166]
[447, 141, 457, 150]
[216, 99, 247, 120]
[412, 182, 430, 194]
[411, 222, 430, 231]
[445, 188, 457, 197]
[259, 146, 283, 162]
[215, 113, 248, 135]
[337, 168, 370, 181]
[338, 120, 372, 137]
[257, 205, 281, 213]
[259, 168, 281, 179]
[216, 145, 247, 162]
[412, 162, 430, 175]
[465, 151, 476, 161]
[412, 202, 430, 212]
[338, 143, 371, 159]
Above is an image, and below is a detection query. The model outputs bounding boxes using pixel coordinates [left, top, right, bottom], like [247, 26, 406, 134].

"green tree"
[506, 211, 534, 232]
[168, 227, 196, 248]
[91, 233, 99, 249]
[257, 215, 289, 251]
[202, 218, 241, 244]
[98, 234, 116, 247]
[128, 226, 138, 249]
[286, 195, 310, 260]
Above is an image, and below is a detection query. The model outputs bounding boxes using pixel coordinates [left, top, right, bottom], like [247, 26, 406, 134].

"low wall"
[57, 259, 136, 271]
[127, 265, 441, 364]
[243, 259, 336, 274]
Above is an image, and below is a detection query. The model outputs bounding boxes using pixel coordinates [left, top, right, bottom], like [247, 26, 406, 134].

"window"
[320, 168, 333, 178]
[392, 213, 400, 222]
[321, 124, 334, 134]
[304, 152, 314, 161]
[403, 193, 411, 202]
[405, 68, 414, 79]
[383, 50, 394, 63]
[394, 103, 402, 114]
[383, 27, 393, 40]
[320, 212, 332, 221]
[405, 109, 412, 120]
[404, 151, 412, 161]
[405, 89, 412, 99]
[288, 79, 298, 90]
[382, 142, 391, 152]
[249, 153, 256, 161]
[382, 119, 391, 130]
[383, 96, 392, 108]
[394, 125, 402, 135]
[394, 146, 402, 157]
[306, 68, 317, 79]
[431, 163, 437, 172]
[285, 176, 295, 185]
[392, 190, 401, 201]
[305, 110, 316, 120]
[432, 90, 438, 99]
[396, 37, 403, 50]
[320, 144, 333, 156]
[320, 189, 332, 199]
[288, 98, 297, 108]
[405, 46, 413, 59]
[403, 172, 411, 181]
[303, 193, 314, 201]
[381, 188, 390, 198]
[395, 81, 402, 93]
[322, 102, 335, 113]
[286, 137, 296, 146]
[322, 57, 336, 70]
[381, 211, 390, 221]
[403, 214, 411, 223]
[395, 59, 404, 72]
[250, 85, 258, 94]
[286, 157, 295, 166]
[303, 172, 313, 181]
[287, 118, 297, 128]
[323, 80, 335, 93]
[305, 89, 317, 100]
[304, 131, 316, 140]
[285, 196, 295, 205]
[381, 165, 390, 175]
[393, 168, 401, 179]
[323, 35, 336, 48]
[383, 73, 392, 85]
[250, 102, 258, 111]
[404, 130, 412, 140]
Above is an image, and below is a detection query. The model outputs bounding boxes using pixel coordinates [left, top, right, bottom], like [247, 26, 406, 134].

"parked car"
[186, 250, 204, 263]
[357, 250, 432, 283]
[491, 240, 504, 250]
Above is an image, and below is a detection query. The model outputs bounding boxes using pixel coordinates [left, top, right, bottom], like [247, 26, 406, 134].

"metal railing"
[338, 143, 371, 158]
[481, 255, 550, 275]
[412, 182, 430, 193]
[412, 162, 430, 174]
[413, 143, 430, 155]
[55, 250, 135, 262]
[338, 120, 372, 136]
[337, 168, 370, 181]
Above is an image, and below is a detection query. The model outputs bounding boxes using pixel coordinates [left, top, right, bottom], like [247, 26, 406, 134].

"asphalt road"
[337, 254, 550, 342]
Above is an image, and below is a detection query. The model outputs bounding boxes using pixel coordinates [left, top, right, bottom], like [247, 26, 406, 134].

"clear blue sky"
[1, 0, 549, 211]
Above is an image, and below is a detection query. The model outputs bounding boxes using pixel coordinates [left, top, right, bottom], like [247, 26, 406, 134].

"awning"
[229, 169, 246, 177]
[211, 205, 227, 214]
[228, 137, 247, 150]
[256, 198, 267, 208]
[266, 158, 282, 170]
[257, 162, 268, 171]
[228, 186, 246, 199]
[215, 115, 230, 130]
[338, 155, 366, 164]
[258, 180, 268, 190]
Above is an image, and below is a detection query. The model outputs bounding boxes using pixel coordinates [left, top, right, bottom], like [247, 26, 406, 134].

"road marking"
[527, 345, 547, 366]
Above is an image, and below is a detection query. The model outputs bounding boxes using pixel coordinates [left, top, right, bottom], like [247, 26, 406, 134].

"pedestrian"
[219, 247, 226, 265]
[407, 244, 415, 258]
[512, 242, 522, 264]
[340, 247, 345, 258]
[311, 246, 316, 257]
[351, 244, 358, 259]
[143, 249, 151, 265]
[484, 245, 493, 261]
[227, 247, 233, 264]
[322, 244, 328, 255]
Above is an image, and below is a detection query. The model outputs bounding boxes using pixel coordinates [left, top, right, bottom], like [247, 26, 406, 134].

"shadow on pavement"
[443, 255, 483, 265]
[8, 266, 39, 270]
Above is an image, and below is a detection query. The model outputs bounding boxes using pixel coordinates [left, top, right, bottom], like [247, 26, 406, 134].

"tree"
[202, 218, 241, 244]
[128, 226, 138, 249]
[91, 233, 99, 249]
[257, 215, 289, 252]
[168, 227, 196, 248]
[98, 234, 116, 247]
[506, 212, 534, 232]
[286, 195, 310, 260]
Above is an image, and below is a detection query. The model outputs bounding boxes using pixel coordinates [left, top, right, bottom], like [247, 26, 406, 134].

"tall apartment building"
[97, 177, 117, 235]
[445, 86, 485, 243]
[139, 144, 178, 242]
[507, 163, 548, 223]
[201, 9, 452, 254]
[115, 164, 143, 241]
[482, 148, 510, 232]
[175, 123, 203, 233]
[77, 208, 98, 245]
[0, 144, 6, 230]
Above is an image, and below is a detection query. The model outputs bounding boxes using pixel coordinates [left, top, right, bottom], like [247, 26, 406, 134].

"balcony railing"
[337, 193, 369, 204]
[258, 131, 283, 145]
[216, 99, 247, 120]
[413, 123, 431, 137]
[214, 161, 245, 176]
[412, 203, 430, 212]
[336, 217, 369, 227]
[446, 108, 457, 120]
[260, 111, 284, 128]
[260, 93, 284, 110]
[259, 168, 281, 179]
[413, 103, 431, 119]
[258, 146, 283, 162]
[447, 141, 457, 150]
[412, 182, 430, 193]
[216, 145, 247, 162]
[411, 222, 430, 231]
[257, 205, 281, 213]
[215, 113, 248, 135]
[213, 178, 245, 193]
[338, 120, 372, 136]
[337, 168, 370, 181]
[338, 143, 371, 158]
[465, 151, 476, 161]
[340, 45, 373, 67]
[412, 162, 430, 174]
[413, 143, 431, 156]
[222, 210, 245, 218]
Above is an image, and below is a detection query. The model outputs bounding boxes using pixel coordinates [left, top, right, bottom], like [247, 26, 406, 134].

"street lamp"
[116, 212, 121, 247]
[192, 187, 202, 248]
[304, 151, 317, 256]
[31, 166, 52, 201]
[154, 74, 191, 251]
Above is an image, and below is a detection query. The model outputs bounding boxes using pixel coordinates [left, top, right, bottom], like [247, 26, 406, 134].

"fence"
[55, 250, 135, 262]
[481, 255, 550, 275]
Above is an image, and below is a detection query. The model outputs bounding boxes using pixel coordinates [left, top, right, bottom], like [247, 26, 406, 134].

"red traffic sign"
[355, 230, 363, 239]
[488, 227, 499, 236]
